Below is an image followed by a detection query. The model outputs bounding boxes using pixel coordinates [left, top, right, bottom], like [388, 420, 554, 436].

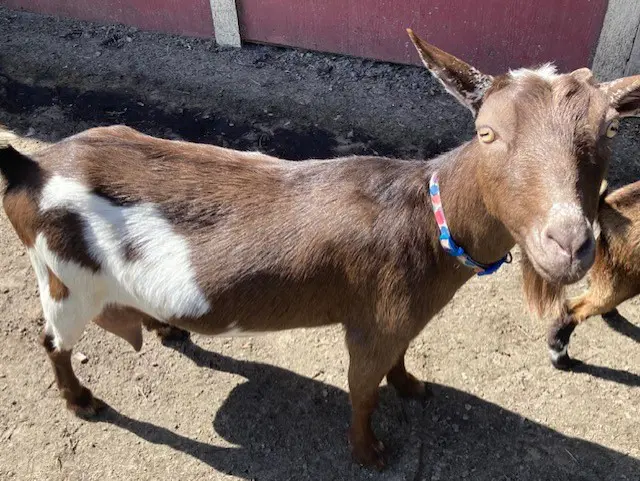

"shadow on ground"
[602, 309, 640, 344]
[561, 311, 640, 388]
[0, 72, 455, 162]
[93, 340, 638, 481]
[570, 361, 640, 388]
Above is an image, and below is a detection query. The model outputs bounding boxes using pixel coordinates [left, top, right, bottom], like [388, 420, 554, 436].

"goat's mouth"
[522, 226, 596, 285]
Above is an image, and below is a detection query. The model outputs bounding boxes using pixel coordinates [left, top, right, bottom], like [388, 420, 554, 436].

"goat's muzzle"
[525, 203, 596, 284]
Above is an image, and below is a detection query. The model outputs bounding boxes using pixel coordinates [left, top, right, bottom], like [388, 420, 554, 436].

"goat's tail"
[0, 128, 40, 187]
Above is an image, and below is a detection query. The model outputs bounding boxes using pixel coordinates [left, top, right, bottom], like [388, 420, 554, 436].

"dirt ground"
[0, 7, 638, 481]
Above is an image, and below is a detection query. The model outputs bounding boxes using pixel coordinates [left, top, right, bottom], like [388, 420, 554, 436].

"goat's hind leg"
[141, 315, 191, 344]
[33, 259, 105, 416]
[41, 330, 105, 417]
[386, 348, 431, 400]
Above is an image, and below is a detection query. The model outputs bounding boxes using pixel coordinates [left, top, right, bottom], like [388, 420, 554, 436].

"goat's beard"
[521, 253, 566, 318]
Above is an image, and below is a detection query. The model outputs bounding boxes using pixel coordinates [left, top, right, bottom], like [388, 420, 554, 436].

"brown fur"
[548, 180, 640, 368]
[2, 183, 39, 247]
[4, 31, 640, 469]
[47, 267, 69, 301]
[521, 255, 566, 318]
[1, 151, 100, 271]
[40, 332, 105, 416]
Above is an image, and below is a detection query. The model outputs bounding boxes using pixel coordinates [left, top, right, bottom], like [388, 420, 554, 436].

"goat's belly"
[163, 310, 336, 337]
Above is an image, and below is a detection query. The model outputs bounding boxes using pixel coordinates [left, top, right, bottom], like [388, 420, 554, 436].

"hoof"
[66, 387, 106, 418]
[550, 352, 582, 371]
[395, 379, 432, 402]
[349, 436, 386, 471]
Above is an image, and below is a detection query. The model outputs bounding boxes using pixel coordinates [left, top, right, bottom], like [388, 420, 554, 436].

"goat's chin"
[525, 250, 589, 285]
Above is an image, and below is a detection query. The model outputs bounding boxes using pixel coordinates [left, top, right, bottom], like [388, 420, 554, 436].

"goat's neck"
[434, 144, 514, 265]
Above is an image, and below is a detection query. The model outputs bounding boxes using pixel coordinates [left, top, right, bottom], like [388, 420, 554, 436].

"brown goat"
[548, 179, 640, 369]
[2, 30, 640, 469]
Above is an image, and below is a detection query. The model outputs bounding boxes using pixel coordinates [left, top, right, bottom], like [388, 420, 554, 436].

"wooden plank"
[237, 0, 608, 74]
[625, 31, 640, 76]
[592, 0, 640, 80]
[210, 0, 241, 47]
[2, 0, 214, 37]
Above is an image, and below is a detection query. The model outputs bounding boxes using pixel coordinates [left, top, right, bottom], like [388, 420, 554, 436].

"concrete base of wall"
[592, 0, 640, 80]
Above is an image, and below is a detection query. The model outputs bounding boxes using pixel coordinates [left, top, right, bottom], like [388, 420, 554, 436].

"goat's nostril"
[544, 226, 572, 257]
[543, 223, 592, 261]
[575, 236, 593, 260]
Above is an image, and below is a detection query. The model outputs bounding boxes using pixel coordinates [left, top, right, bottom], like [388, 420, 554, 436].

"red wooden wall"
[237, 0, 609, 74]
[2, 0, 609, 74]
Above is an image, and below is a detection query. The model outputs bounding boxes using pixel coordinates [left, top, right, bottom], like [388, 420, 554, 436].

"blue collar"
[429, 172, 511, 276]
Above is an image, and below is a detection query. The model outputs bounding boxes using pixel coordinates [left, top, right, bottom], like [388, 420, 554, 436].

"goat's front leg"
[345, 330, 407, 470]
[41, 332, 105, 417]
[547, 279, 636, 370]
[547, 310, 579, 370]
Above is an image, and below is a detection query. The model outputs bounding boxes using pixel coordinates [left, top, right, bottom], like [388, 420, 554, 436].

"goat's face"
[409, 29, 640, 285]
[474, 69, 614, 284]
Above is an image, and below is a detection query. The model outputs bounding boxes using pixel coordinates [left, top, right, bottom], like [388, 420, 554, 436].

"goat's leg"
[141, 315, 191, 344]
[386, 348, 431, 400]
[547, 309, 580, 370]
[41, 332, 105, 416]
[40, 305, 104, 416]
[346, 332, 406, 470]
[548, 278, 636, 370]
[29, 253, 105, 416]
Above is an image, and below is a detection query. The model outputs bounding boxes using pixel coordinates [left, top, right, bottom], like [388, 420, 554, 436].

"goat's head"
[409, 30, 640, 292]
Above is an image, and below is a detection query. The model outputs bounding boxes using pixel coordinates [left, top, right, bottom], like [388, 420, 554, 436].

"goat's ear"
[599, 75, 640, 117]
[407, 28, 493, 116]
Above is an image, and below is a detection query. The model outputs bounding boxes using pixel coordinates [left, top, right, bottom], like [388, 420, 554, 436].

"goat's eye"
[606, 119, 620, 138]
[477, 126, 495, 143]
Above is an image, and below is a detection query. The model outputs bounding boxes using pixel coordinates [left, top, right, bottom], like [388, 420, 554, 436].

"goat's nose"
[542, 219, 594, 263]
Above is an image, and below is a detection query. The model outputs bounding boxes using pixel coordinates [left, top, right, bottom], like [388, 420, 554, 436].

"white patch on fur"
[220, 320, 254, 337]
[36, 175, 212, 349]
[549, 345, 568, 362]
[29, 240, 106, 350]
[239, 151, 279, 161]
[548, 202, 583, 219]
[509, 63, 558, 82]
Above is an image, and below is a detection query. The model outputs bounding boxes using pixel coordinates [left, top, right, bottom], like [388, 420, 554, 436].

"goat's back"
[3, 126, 438, 337]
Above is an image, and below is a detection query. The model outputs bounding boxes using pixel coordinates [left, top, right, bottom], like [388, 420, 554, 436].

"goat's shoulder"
[598, 180, 640, 258]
